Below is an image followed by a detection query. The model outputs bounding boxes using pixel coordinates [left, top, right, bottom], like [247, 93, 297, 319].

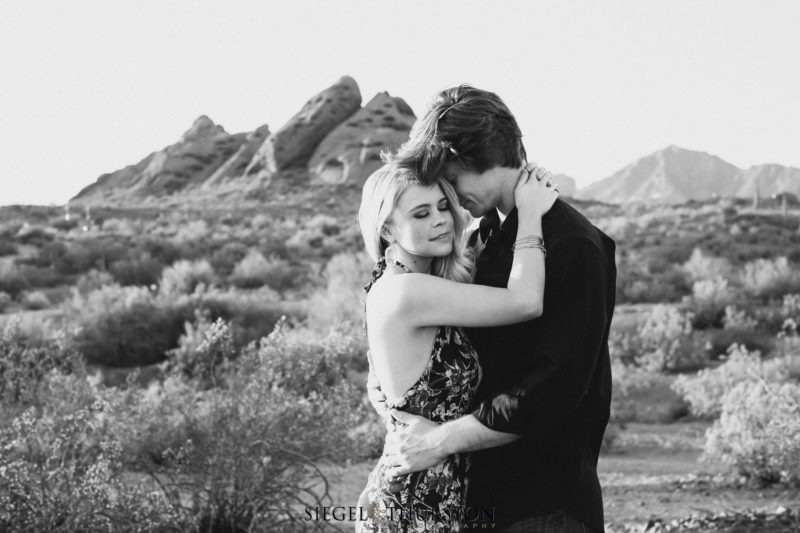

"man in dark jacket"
[379, 85, 616, 532]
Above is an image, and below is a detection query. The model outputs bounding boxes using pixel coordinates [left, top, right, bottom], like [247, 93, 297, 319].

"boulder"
[204, 124, 270, 187]
[308, 92, 415, 185]
[248, 76, 362, 176]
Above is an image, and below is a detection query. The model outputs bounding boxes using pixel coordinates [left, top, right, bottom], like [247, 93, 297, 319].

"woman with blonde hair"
[356, 161, 557, 532]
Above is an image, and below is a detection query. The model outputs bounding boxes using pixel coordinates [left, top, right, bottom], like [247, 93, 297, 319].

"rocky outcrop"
[308, 92, 415, 185]
[75, 116, 249, 201]
[246, 76, 362, 178]
[203, 124, 270, 188]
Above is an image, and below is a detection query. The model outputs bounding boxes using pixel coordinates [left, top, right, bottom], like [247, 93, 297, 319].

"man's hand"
[381, 410, 448, 479]
[366, 353, 389, 419]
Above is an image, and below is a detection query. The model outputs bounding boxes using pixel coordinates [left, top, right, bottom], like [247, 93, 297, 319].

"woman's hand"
[514, 163, 559, 216]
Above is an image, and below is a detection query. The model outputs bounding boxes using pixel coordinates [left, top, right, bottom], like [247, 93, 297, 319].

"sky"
[1, 0, 799, 206]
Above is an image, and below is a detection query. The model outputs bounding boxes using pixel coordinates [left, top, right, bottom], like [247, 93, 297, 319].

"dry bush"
[672, 343, 793, 418]
[1, 318, 373, 531]
[684, 276, 736, 329]
[158, 259, 216, 296]
[681, 247, 733, 283]
[612, 305, 708, 372]
[0, 291, 11, 313]
[704, 379, 800, 485]
[229, 248, 295, 291]
[19, 290, 50, 311]
[740, 256, 800, 299]
[306, 251, 373, 336]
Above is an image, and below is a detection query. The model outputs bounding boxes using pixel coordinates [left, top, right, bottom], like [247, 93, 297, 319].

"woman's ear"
[380, 224, 393, 241]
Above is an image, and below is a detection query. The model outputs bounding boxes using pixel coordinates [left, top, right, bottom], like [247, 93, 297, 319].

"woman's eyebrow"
[410, 197, 446, 211]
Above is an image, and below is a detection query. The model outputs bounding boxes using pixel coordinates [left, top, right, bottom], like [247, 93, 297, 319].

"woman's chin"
[430, 243, 454, 257]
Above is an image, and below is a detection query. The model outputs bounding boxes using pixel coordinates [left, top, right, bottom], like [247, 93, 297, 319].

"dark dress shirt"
[465, 198, 616, 532]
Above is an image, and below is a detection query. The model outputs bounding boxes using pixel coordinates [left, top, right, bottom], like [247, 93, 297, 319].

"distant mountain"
[575, 145, 800, 204]
[73, 76, 414, 204]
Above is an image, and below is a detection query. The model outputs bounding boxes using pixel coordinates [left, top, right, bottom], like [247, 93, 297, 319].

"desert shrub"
[121, 322, 367, 530]
[684, 276, 736, 329]
[162, 311, 237, 384]
[74, 268, 115, 295]
[307, 251, 373, 334]
[0, 292, 12, 313]
[109, 251, 164, 286]
[100, 217, 138, 236]
[159, 259, 216, 296]
[672, 344, 790, 418]
[195, 286, 299, 346]
[609, 361, 659, 422]
[615, 250, 690, 304]
[53, 239, 127, 275]
[0, 390, 177, 531]
[0, 319, 84, 407]
[229, 248, 295, 291]
[0, 262, 29, 297]
[172, 219, 210, 245]
[705, 327, 775, 358]
[682, 247, 733, 282]
[67, 284, 192, 366]
[621, 305, 708, 372]
[15, 225, 54, 246]
[704, 379, 800, 485]
[102, 374, 207, 468]
[0, 238, 16, 256]
[19, 290, 50, 310]
[208, 240, 249, 277]
[141, 237, 183, 266]
[722, 305, 757, 331]
[229, 321, 369, 458]
[285, 214, 356, 258]
[740, 256, 800, 299]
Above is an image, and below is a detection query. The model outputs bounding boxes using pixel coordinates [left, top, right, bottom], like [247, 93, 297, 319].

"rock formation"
[308, 92, 416, 185]
[245, 76, 362, 178]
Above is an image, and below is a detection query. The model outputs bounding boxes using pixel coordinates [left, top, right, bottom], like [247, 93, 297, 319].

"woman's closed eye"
[413, 201, 448, 219]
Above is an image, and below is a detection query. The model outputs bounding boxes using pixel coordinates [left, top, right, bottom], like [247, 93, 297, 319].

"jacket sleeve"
[471, 236, 611, 437]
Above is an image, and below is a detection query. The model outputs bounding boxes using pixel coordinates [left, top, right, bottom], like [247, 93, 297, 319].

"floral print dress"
[359, 323, 482, 533]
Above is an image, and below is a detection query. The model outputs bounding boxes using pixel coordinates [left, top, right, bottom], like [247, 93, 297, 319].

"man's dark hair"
[388, 85, 527, 184]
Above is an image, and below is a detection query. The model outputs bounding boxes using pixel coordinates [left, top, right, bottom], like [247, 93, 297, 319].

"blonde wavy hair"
[358, 164, 474, 284]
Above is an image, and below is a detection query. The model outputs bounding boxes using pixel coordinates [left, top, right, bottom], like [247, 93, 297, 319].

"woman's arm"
[375, 166, 557, 329]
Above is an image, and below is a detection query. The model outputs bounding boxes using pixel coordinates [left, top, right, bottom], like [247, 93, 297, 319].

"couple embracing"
[356, 85, 616, 533]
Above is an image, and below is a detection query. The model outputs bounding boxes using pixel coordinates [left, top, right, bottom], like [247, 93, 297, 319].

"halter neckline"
[390, 258, 414, 274]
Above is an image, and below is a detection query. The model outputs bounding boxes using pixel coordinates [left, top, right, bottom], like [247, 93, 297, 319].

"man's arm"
[382, 412, 518, 478]
[469, 236, 611, 438]
[383, 237, 611, 476]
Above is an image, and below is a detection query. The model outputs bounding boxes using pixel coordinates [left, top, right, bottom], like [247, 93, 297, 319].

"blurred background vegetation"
[1, 195, 799, 531]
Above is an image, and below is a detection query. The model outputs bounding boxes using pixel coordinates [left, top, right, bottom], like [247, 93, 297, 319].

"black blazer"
[465, 198, 616, 532]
